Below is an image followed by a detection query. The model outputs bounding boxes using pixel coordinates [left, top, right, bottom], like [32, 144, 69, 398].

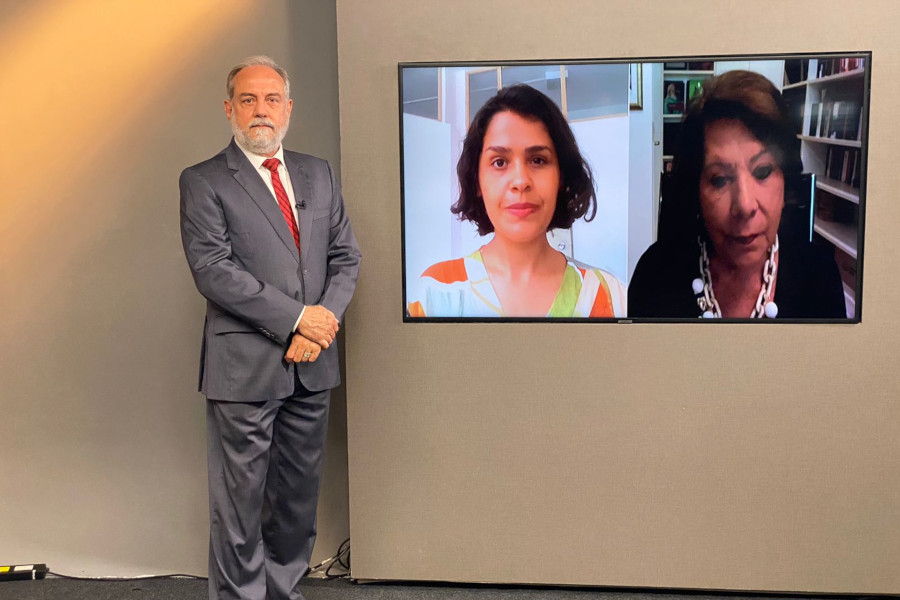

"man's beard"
[231, 117, 289, 156]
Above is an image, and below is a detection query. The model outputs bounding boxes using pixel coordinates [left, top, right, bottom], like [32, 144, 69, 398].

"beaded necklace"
[692, 235, 779, 319]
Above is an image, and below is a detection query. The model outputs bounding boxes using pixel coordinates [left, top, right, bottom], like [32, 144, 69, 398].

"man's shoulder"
[181, 146, 231, 180]
[283, 149, 329, 171]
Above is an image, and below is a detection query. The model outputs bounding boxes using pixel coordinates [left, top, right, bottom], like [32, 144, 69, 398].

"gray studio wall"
[0, 0, 348, 575]
[339, 0, 900, 593]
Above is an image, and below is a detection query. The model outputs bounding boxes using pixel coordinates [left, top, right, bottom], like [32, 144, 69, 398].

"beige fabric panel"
[338, 0, 900, 593]
[0, 0, 347, 576]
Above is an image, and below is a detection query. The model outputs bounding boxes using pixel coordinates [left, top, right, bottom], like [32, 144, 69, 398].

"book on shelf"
[783, 88, 805, 136]
[833, 247, 856, 289]
[826, 146, 839, 180]
[807, 103, 821, 136]
[823, 147, 862, 189]
[816, 57, 865, 78]
[809, 99, 861, 141]
[828, 101, 862, 140]
[821, 100, 833, 138]
[815, 190, 855, 222]
[784, 58, 810, 85]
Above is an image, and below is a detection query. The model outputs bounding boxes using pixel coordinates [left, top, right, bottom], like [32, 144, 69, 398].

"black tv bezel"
[398, 51, 871, 324]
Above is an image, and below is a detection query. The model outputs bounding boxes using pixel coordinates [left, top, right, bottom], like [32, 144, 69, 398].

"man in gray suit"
[180, 55, 360, 600]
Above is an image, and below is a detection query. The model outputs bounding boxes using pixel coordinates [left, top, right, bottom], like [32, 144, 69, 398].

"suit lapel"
[285, 154, 313, 262]
[225, 140, 299, 263]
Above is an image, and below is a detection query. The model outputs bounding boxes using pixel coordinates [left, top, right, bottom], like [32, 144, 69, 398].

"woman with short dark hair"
[408, 84, 625, 318]
[629, 70, 845, 319]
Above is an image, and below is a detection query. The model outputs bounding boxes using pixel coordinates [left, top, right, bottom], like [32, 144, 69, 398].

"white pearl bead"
[764, 301, 778, 318]
[692, 278, 704, 295]
[702, 310, 715, 318]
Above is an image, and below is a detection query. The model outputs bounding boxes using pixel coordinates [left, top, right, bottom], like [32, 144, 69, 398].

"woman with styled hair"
[408, 84, 625, 318]
[629, 70, 845, 319]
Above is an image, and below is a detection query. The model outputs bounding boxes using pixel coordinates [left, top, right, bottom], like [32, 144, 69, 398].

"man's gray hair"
[226, 55, 290, 100]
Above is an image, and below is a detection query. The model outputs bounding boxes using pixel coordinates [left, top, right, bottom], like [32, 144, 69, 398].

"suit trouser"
[206, 383, 330, 600]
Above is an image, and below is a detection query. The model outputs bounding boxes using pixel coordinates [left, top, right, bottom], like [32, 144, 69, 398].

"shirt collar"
[233, 137, 286, 171]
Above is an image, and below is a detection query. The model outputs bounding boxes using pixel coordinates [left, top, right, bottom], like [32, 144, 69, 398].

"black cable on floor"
[47, 539, 351, 582]
[308, 537, 350, 579]
[48, 572, 206, 582]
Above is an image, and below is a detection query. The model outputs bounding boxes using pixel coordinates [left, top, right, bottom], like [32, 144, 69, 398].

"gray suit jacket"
[180, 139, 361, 401]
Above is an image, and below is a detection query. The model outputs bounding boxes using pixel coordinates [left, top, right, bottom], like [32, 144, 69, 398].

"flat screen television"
[399, 53, 869, 323]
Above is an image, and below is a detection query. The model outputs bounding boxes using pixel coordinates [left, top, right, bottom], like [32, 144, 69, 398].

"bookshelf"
[656, 57, 865, 317]
[785, 56, 866, 317]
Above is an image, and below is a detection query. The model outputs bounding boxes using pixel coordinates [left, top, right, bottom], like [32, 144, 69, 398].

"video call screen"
[400, 53, 869, 323]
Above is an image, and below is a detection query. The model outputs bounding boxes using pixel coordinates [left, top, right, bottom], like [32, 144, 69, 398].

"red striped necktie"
[262, 158, 301, 251]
